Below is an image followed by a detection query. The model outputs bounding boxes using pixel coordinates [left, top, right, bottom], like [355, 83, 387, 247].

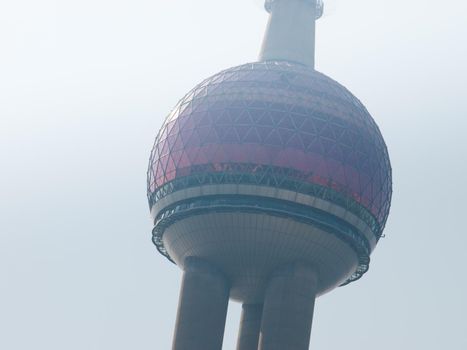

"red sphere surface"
[148, 61, 392, 237]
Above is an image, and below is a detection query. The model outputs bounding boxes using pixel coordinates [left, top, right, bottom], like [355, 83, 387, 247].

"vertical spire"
[259, 0, 323, 68]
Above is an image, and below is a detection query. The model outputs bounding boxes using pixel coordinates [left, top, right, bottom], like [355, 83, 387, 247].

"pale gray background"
[1, 0, 467, 349]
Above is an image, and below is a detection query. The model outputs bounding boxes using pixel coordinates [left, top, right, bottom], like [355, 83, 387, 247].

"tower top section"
[260, 0, 322, 68]
[264, 0, 324, 19]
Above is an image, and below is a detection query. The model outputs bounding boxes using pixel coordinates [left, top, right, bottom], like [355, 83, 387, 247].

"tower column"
[172, 257, 230, 350]
[236, 304, 263, 350]
[260, 0, 318, 67]
[258, 263, 317, 350]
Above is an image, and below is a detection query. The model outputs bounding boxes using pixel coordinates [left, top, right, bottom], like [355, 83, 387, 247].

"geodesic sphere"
[148, 61, 391, 240]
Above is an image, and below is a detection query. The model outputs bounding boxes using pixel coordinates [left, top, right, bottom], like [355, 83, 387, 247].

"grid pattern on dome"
[148, 61, 392, 235]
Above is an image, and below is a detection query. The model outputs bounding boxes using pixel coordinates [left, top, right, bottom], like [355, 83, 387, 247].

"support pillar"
[172, 257, 230, 350]
[258, 263, 317, 350]
[236, 304, 263, 350]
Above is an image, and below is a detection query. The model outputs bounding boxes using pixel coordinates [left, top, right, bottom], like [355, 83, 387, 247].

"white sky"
[1, 0, 467, 349]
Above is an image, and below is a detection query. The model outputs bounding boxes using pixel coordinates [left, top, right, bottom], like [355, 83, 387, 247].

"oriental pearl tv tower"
[147, 1, 392, 349]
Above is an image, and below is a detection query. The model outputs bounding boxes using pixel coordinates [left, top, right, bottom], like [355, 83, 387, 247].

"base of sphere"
[161, 211, 359, 302]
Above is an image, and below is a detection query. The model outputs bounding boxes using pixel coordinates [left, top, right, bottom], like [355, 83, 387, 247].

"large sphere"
[147, 61, 391, 302]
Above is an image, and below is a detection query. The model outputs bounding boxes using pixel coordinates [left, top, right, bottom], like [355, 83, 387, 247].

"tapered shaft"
[260, 0, 317, 67]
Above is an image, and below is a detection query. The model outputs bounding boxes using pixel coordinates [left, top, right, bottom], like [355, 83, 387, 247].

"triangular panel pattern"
[148, 61, 392, 233]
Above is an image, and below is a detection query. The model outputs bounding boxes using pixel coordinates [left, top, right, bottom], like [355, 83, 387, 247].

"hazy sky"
[1, 0, 467, 349]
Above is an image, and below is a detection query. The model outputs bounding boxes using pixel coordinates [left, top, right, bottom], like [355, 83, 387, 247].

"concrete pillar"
[258, 263, 317, 350]
[259, 0, 317, 67]
[172, 257, 230, 350]
[236, 304, 263, 350]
